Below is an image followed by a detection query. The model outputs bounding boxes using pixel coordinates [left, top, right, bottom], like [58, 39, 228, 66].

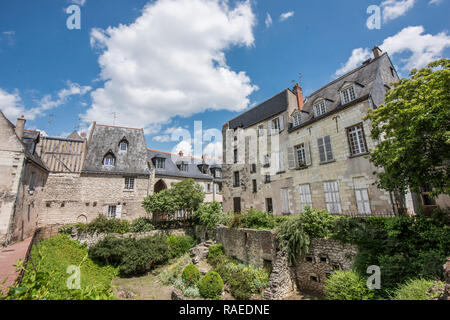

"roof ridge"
[95, 123, 143, 131]
[147, 147, 221, 162]
[307, 52, 387, 98]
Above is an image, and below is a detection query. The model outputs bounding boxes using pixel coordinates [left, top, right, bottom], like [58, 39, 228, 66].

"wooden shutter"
[279, 115, 284, 132]
[324, 136, 333, 160]
[116, 205, 122, 219]
[287, 147, 296, 169]
[318, 138, 326, 162]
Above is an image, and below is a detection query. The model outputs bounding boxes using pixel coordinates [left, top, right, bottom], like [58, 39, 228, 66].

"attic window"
[119, 139, 128, 151]
[313, 100, 327, 117]
[103, 153, 116, 166]
[155, 158, 165, 169]
[341, 85, 356, 104]
[179, 162, 188, 172]
[292, 112, 302, 127]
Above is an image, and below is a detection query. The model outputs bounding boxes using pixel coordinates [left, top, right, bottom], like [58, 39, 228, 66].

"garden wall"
[194, 225, 358, 298]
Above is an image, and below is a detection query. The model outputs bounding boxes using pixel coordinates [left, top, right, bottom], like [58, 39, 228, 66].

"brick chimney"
[372, 46, 382, 59]
[15, 115, 26, 140]
[293, 83, 304, 111]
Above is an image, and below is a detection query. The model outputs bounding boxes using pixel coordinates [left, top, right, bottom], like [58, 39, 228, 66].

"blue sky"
[0, 0, 449, 160]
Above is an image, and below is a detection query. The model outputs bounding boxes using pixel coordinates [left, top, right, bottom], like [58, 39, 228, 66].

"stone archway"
[154, 179, 168, 193]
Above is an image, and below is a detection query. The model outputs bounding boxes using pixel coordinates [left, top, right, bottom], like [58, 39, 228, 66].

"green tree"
[365, 59, 450, 197]
[142, 179, 205, 220]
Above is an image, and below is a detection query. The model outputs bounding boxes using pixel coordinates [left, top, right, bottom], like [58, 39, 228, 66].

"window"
[317, 136, 333, 163]
[233, 197, 241, 213]
[266, 198, 273, 213]
[155, 158, 165, 169]
[269, 116, 284, 135]
[347, 124, 367, 156]
[264, 155, 270, 167]
[258, 125, 264, 137]
[233, 148, 238, 164]
[207, 184, 211, 193]
[124, 178, 135, 190]
[29, 172, 36, 191]
[272, 117, 280, 131]
[107, 205, 117, 219]
[313, 101, 327, 117]
[234, 171, 240, 187]
[292, 112, 302, 127]
[281, 188, 290, 214]
[119, 141, 128, 151]
[355, 188, 371, 214]
[265, 174, 271, 183]
[295, 144, 306, 166]
[179, 162, 188, 171]
[103, 155, 115, 166]
[299, 184, 313, 212]
[252, 179, 257, 193]
[250, 164, 256, 173]
[177, 209, 185, 218]
[341, 85, 356, 104]
[215, 169, 222, 178]
[323, 181, 342, 214]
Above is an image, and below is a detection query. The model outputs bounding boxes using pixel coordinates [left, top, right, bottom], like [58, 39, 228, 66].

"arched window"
[103, 152, 116, 166]
[119, 138, 128, 152]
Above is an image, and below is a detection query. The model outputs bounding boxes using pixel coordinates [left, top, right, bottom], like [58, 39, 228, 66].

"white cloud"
[265, 13, 273, 28]
[37, 81, 91, 112]
[335, 48, 371, 76]
[279, 11, 294, 21]
[203, 141, 222, 161]
[335, 26, 450, 76]
[153, 135, 171, 142]
[70, 0, 86, 6]
[429, 0, 442, 4]
[0, 88, 26, 121]
[84, 0, 258, 133]
[173, 140, 193, 156]
[381, 0, 416, 23]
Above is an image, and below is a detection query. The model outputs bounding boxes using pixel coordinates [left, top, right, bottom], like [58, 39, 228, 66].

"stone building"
[0, 112, 48, 246]
[221, 47, 422, 216]
[148, 148, 223, 214]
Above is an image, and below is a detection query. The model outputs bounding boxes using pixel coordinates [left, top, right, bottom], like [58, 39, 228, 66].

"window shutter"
[318, 138, 326, 162]
[279, 151, 285, 172]
[268, 120, 272, 135]
[116, 205, 122, 219]
[305, 142, 312, 165]
[324, 136, 333, 160]
[287, 147, 296, 169]
[279, 115, 284, 132]
[103, 205, 108, 216]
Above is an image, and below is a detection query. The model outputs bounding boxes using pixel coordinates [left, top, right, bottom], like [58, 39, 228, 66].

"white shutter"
[305, 142, 312, 165]
[287, 147, 296, 169]
[116, 205, 122, 219]
[103, 205, 108, 217]
[268, 120, 272, 135]
[281, 189, 290, 214]
[279, 115, 284, 132]
[279, 151, 285, 172]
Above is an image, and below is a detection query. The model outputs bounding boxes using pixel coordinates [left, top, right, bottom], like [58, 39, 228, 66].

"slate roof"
[290, 53, 398, 131]
[228, 89, 295, 130]
[23, 130, 40, 155]
[148, 148, 215, 180]
[82, 123, 150, 175]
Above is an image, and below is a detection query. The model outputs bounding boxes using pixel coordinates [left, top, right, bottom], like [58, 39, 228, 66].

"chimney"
[15, 115, 26, 140]
[293, 83, 304, 111]
[178, 150, 184, 157]
[372, 46, 382, 59]
[80, 131, 87, 139]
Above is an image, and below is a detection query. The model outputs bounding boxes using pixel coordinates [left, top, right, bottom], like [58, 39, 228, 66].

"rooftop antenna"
[45, 114, 55, 132]
[74, 117, 82, 132]
[298, 73, 303, 86]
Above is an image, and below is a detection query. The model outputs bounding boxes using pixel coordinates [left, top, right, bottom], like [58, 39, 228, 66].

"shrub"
[89, 235, 169, 276]
[391, 279, 445, 300]
[207, 244, 225, 266]
[87, 215, 130, 234]
[275, 214, 310, 264]
[166, 235, 196, 259]
[183, 286, 200, 298]
[300, 207, 335, 238]
[182, 264, 201, 287]
[198, 271, 223, 299]
[158, 253, 191, 285]
[325, 270, 374, 300]
[241, 209, 276, 230]
[130, 217, 155, 233]
[228, 270, 255, 300]
[193, 202, 224, 227]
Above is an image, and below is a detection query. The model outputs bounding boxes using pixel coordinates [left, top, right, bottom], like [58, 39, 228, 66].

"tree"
[142, 179, 205, 220]
[365, 59, 450, 197]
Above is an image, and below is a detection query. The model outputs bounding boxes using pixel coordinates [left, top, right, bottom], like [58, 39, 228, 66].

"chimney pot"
[372, 46, 382, 59]
[293, 83, 304, 111]
[15, 115, 26, 140]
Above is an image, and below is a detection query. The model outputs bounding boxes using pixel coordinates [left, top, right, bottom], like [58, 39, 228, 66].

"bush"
[207, 244, 225, 266]
[193, 202, 233, 227]
[275, 214, 310, 264]
[300, 207, 335, 238]
[87, 215, 130, 234]
[89, 235, 169, 276]
[391, 279, 445, 300]
[182, 264, 201, 287]
[158, 254, 191, 285]
[166, 235, 196, 259]
[241, 209, 276, 230]
[325, 270, 374, 300]
[130, 217, 155, 233]
[228, 271, 255, 300]
[198, 271, 223, 299]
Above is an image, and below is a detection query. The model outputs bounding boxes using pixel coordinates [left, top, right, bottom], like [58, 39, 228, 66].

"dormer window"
[119, 139, 128, 152]
[214, 169, 222, 178]
[103, 153, 116, 166]
[292, 111, 302, 127]
[179, 162, 188, 172]
[313, 100, 327, 117]
[155, 158, 165, 169]
[341, 85, 356, 105]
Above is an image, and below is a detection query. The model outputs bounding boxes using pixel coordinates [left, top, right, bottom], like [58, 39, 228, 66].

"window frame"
[313, 100, 327, 117]
[299, 184, 313, 212]
[346, 123, 368, 157]
[341, 85, 356, 105]
[103, 155, 115, 166]
[233, 171, 240, 187]
[107, 205, 117, 219]
[155, 158, 166, 169]
[124, 177, 135, 190]
[355, 188, 371, 215]
[119, 141, 128, 152]
[292, 112, 302, 127]
[252, 179, 257, 193]
[295, 143, 307, 167]
[323, 181, 342, 215]
[317, 136, 334, 163]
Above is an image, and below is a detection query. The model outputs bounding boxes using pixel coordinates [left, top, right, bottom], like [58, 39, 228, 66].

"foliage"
[166, 234, 196, 259]
[198, 271, 223, 300]
[365, 58, 450, 196]
[300, 206, 335, 238]
[130, 217, 155, 233]
[182, 264, 201, 287]
[3, 235, 117, 300]
[59, 215, 131, 235]
[228, 270, 255, 300]
[391, 279, 445, 300]
[193, 202, 231, 227]
[275, 214, 310, 264]
[173, 277, 201, 298]
[207, 244, 225, 266]
[143, 179, 205, 220]
[158, 253, 192, 285]
[331, 211, 450, 295]
[241, 209, 276, 230]
[325, 270, 374, 300]
[88, 235, 169, 277]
